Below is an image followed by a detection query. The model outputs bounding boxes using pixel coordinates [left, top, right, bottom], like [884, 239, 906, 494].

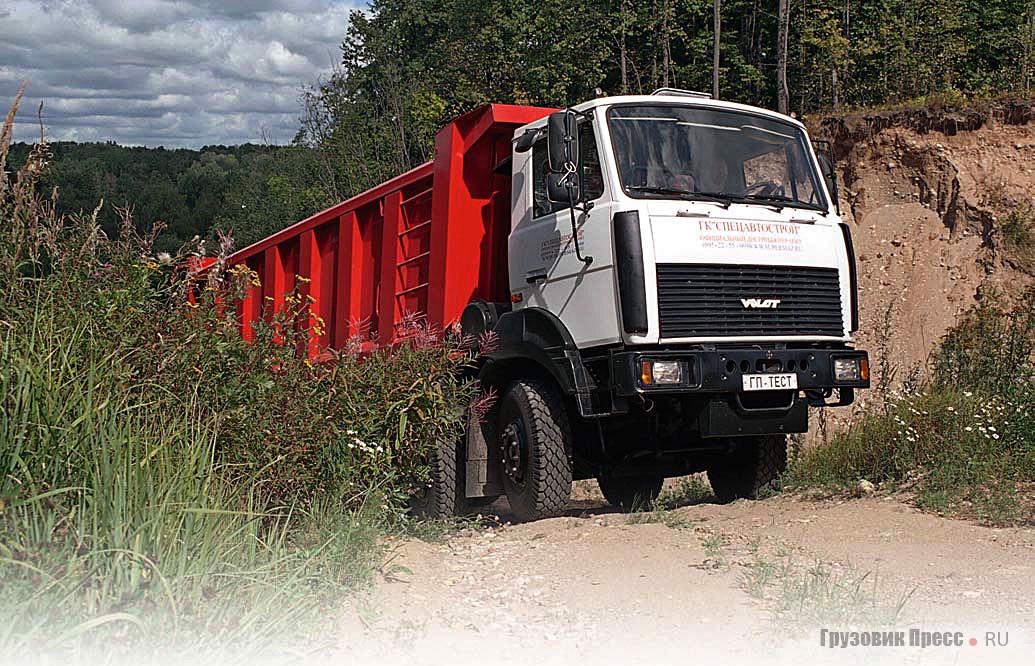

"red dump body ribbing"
[226, 103, 554, 353]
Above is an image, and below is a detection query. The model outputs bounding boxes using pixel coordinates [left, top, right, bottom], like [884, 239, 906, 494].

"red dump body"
[226, 103, 554, 352]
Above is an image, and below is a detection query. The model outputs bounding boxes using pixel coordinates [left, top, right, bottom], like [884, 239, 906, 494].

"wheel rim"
[500, 420, 527, 487]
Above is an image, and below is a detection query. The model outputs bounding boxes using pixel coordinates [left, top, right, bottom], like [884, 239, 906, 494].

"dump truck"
[224, 89, 869, 521]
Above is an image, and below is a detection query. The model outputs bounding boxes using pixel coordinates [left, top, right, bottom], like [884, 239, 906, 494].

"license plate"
[742, 373, 798, 391]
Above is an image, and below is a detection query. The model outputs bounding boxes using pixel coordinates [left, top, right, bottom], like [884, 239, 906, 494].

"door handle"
[525, 267, 548, 284]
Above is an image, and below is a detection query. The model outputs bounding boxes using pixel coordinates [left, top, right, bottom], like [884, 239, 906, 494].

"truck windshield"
[607, 104, 828, 212]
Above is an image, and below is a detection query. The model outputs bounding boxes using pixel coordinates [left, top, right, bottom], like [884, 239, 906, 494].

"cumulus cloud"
[1, 0, 359, 147]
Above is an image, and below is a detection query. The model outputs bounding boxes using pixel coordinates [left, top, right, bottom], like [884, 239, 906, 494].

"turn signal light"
[640, 359, 684, 386]
[833, 357, 868, 383]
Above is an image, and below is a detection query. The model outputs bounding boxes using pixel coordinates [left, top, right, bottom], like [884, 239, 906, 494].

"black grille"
[657, 264, 844, 338]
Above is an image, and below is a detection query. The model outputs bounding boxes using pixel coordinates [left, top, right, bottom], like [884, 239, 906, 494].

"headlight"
[640, 359, 684, 385]
[833, 357, 869, 383]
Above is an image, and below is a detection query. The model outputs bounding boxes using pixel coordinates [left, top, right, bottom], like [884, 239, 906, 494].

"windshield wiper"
[627, 185, 827, 214]
[735, 193, 827, 213]
[626, 186, 732, 207]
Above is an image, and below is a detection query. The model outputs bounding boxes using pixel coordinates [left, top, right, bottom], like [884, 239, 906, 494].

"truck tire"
[597, 475, 664, 511]
[707, 435, 787, 503]
[497, 379, 573, 522]
[408, 438, 463, 519]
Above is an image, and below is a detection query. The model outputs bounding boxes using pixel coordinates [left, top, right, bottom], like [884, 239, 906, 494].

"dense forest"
[4, 142, 330, 252]
[9, 0, 1035, 252]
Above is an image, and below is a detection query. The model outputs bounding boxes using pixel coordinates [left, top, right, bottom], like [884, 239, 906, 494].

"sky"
[1, 0, 360, 148]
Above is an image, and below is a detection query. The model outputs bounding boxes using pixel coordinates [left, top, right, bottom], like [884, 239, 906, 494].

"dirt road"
[334, 487, 1034, 666]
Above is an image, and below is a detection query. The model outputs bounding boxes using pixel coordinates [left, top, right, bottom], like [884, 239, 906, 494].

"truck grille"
[656, 264, 845, 338]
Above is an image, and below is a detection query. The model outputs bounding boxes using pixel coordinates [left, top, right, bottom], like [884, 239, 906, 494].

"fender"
[466, 305, 596, 417]
[460, 305, 594, 499]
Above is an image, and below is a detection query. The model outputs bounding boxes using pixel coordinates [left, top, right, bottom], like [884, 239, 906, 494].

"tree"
[777, 0, 791, 114]
[1025, 1, 1035, 94]
[713, 0, 721, 98]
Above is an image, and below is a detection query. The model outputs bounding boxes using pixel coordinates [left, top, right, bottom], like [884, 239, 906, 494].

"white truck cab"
[510, 92, 855, 348]
[461, 90, 868, 520]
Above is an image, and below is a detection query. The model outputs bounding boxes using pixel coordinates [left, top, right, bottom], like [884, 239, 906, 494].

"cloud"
[1, 0, 359, 147]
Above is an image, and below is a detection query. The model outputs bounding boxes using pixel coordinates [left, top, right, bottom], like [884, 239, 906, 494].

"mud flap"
[465, 409, 503, 498]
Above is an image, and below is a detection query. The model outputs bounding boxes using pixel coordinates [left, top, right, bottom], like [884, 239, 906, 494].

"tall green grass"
[788, 291, 1035, 525]
[0, 85, 472, 660]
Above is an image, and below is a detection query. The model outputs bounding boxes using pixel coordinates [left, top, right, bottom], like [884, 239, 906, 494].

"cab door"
[508, 119, 621, 348]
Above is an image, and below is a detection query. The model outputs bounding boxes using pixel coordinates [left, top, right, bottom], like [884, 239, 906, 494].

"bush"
[788, 292, 1035, 525]
[1000, 203, 1035, 272]
[0, 86, 474, 658]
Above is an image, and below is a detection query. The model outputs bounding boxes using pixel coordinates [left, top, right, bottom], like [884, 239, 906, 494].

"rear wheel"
[597, 475, 664, 511]
[706, 435, 787, 503]
[408, 438, 463, 519]
[498, 379, 573, 522]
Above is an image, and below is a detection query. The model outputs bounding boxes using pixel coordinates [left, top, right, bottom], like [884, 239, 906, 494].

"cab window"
[532, 122, 604, 218]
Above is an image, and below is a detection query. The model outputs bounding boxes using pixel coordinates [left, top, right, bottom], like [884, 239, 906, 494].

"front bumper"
[610, 347, 869, 400]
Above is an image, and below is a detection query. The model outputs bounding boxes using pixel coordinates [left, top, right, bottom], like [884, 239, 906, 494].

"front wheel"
[497, 379, 573, 522]
[706, 435, 787, 503]
[597, 475, 664, 511]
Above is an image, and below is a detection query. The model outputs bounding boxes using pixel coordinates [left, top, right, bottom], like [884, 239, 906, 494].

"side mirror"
[813, 141, 840, 213]
[547, 110, 581, 205]
[514, 128, 540, 153]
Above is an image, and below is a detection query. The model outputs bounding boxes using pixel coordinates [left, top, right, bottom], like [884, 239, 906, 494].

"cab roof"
[519, 92, 805, 133]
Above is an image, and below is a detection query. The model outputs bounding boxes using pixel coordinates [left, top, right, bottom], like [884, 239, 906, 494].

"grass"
[787, 291, 1035, 526]
[1001, 203, 1035, 271]
[701, 533, 728, 556]
[622, 475, 712, 529]
[741, 555, 914, 629]
[654, 475, 713, 510]
[695, 529, 912, 630]
[624, 508, 697, 530]
[394, 513, 503, 544]
[0, 84, 474, 661]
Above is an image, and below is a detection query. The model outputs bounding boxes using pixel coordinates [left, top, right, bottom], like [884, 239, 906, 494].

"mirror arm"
[559, 154, 592, 265]
[514, 127, 544, 153]
[567, 202, 593, 265]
